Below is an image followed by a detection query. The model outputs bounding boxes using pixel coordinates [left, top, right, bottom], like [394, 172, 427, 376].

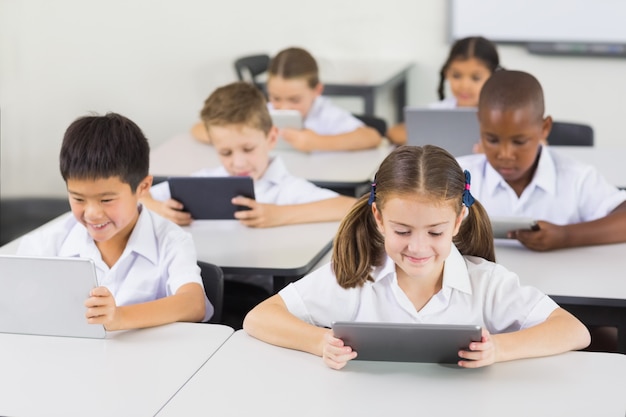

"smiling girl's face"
[373, 195, 463, 285]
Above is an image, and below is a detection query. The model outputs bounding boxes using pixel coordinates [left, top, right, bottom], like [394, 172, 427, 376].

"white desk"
[496, 240, 626, 353]
[157, 330, 626, 417]
[0, 322, 233, 417]
[552, 146, 626, 188]
[150, 133, 394, 196]
[185, 219, 339, 291]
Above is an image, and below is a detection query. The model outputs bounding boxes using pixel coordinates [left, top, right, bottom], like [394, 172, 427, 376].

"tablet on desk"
[0, 255, 106, 339]
[270, 109, 303, 150]
[490, 216, 539, 239]
[331, 321, 482, 364]
[168, 176, 255, 220]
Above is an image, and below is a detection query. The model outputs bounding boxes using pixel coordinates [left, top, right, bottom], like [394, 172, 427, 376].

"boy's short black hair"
[478, 70, 545, 122]
[59, 112, 150, 191]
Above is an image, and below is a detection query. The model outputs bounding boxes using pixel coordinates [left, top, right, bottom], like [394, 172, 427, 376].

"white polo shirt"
[279, 245, 557, 333]
[269, 97, 364, 136]
[428, 97, 458, 109]
[17, 207, 214, 322]
[150, 155, 338, 205]
[457, 147, 626, 224]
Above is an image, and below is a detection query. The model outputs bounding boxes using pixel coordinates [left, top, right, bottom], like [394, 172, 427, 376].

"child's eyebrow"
[68, 190, 118, 197]
[389, 220, 449, 228]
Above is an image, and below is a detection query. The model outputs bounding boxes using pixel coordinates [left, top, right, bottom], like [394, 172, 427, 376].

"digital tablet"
[270, 109, 303, 150]
[168, 176, 255, 220]
[331, 321, 482, 364]
[0, 255, 106, 339]
[490, 216, 539, 239]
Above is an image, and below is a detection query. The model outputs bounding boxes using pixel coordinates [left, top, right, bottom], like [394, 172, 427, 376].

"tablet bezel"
[490, 216, 538, 239]
[168, 176, 255, 220]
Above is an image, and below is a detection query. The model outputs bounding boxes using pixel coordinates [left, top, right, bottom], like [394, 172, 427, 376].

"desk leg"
[393, 79, 407, 123]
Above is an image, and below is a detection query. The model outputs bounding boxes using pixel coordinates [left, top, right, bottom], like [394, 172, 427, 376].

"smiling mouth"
[404, 254, 431, 264]
[89, 221, 110, 230]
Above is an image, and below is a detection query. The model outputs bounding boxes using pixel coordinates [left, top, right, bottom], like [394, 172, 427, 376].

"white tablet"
[168, 176, 255, 220]
[490, 216, 539, 239]
[0, 255, 106, 339]
[331, 321, 482, 364]
[270, 109, 303, 150]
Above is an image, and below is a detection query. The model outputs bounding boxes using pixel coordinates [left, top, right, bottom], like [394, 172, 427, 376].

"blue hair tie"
[462, 170, 475, 208]
[367, 182, 376, 206]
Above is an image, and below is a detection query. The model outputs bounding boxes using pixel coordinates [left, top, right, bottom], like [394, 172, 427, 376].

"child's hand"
[84, 286, 122, 331]
[457, 328, 497, 368]
[157, 199, 193, 226]
[231, 196, 283, 228]
[281, 128, 321, 152]
[322, 331, 357, 370]
[509, 220, 565, 251]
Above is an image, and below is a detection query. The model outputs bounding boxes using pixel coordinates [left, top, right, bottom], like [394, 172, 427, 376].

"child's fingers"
[164, 199, 185, 210]
[89, 286, 111, 298]
[231, 196, 255, 207]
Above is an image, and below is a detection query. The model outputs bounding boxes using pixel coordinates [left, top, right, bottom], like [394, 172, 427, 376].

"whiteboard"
[450, 0, 626, 44]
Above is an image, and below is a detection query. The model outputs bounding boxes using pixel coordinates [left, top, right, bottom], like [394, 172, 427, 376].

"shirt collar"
[370, 244, 472, 294]
[484, 146, 557, 197]
[58, 206, 158, 265]
[258, 155, 290, 186]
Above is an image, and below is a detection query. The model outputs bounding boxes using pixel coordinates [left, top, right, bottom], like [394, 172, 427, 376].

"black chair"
[547, 121, 594, 146]
[233, 54, 270, 92]
[198, 261, 224, 324]
[0, 197, 70, 246]
[353, 114, 388, 138]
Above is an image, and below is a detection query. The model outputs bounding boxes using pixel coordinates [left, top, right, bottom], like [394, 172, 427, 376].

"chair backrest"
[546, 121, 594, 146]
[353, 114, 388, 138]
[234, 54, 270, 91]
[198, 262, 224, 324]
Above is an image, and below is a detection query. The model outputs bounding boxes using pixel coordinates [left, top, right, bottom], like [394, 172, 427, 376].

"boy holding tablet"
[17, 113, 212, 330]
[144, 81, 356, 227]
[457, 70, 626, 251]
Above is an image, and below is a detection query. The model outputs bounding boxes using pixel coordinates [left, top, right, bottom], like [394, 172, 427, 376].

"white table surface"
[157, 330, 626, 417]
[552, 146, 626, 188]
[150, 132, 393, 186]
[0, 322, 233, 417]
[495, 240, 626, 303]
[185, 219, 339, 276]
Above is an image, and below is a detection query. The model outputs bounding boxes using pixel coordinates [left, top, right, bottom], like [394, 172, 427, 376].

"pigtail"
[437, 66, 447, 100]
[332, 194, 385, 288]
[453, 199, 495, 262]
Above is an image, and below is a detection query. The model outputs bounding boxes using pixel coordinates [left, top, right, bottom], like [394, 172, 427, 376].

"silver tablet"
[270, 109, 303, 150]
[0, 255, 106, 339]
[331, 321, 482, 364]
[168, 176, 255, 220]
[490, 216, 539, 239]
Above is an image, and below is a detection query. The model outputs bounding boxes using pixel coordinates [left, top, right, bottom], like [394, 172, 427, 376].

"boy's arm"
[282, 126, 382, 151]
[86, 283, 207, 331]
[515, 201, 626, 250]
[232, 195, 356, 227]
[191, 121, 211, 144]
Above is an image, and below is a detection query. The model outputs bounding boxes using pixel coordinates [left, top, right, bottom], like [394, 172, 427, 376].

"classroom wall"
[1, 0, 625, 197]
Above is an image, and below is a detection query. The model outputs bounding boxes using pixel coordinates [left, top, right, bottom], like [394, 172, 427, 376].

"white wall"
[1, 0, 625, 197]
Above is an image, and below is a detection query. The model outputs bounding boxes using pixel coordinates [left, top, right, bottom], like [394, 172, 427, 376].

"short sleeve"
[279, 262, 360, 328]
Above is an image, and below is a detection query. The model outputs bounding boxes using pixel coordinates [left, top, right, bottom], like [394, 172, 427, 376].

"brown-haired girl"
[244, 145, 590, 369]
[387, 37, 501, 145]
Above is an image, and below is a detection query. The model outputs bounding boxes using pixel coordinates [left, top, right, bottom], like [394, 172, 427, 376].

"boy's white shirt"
[17, 207, 214, 322]
[457, 146, 626, 224]
[150, 155, 338, 204]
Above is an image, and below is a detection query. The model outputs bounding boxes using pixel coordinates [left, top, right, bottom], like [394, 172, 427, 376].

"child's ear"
[267, 126, 279, 149]
[453, 206, 466, 236]
[135, 175, 153, 197]
[314, 82, 324, 97]
[541, 115, 553, 143]
[372, 202, 385, 234]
